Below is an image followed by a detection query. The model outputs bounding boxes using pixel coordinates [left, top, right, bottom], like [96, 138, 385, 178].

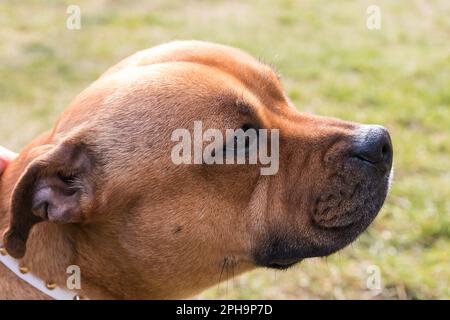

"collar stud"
[46, 281, 57, 290]
[19, 266, 29, 274]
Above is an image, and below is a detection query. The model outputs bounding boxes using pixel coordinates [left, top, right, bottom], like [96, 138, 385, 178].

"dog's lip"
[312, 218, 358, 230]
[265, 257, 303, 270]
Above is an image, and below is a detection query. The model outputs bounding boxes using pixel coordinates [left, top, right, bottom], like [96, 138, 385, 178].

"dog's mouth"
[253, 167, 392, 270]
[252, 226, 357, 270]
[312, 170, 391, 229]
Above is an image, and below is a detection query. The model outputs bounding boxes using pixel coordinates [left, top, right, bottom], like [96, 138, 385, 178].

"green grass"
[0, 0, 449, 299]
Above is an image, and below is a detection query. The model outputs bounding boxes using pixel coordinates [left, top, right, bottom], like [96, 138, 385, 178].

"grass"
[0, 0, 449, 299]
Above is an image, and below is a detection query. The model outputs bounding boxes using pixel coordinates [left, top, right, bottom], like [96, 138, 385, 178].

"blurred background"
[0, 0, 448, 299]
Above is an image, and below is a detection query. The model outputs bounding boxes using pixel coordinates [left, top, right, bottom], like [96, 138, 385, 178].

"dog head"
[1, 41, 392, 298]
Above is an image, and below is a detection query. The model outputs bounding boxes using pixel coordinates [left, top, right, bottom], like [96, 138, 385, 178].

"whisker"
[217, 257, 227, 295]
[225, 258, 229, 296]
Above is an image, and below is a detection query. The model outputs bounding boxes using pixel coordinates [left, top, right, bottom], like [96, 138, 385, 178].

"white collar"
[0, 245, 81, 300]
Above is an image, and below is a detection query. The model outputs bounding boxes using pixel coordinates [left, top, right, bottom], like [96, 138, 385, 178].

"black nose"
[351, 125, 392, 171]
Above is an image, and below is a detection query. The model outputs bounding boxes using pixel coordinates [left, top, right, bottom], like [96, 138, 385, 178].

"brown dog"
[0, 40, 392, 299]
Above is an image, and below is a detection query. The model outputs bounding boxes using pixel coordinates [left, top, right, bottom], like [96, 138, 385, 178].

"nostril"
[381, 144, 388, 156]
[381, 142, 390, 161]
[355, 152, 380, 164]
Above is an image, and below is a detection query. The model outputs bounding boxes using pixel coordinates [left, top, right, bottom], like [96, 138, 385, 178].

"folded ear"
[3, 140, 95, 258]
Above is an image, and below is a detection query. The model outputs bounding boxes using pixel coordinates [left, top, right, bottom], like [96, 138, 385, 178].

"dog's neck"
[0, 217, 74, 299]
[0, 210, 125, 299]
[0, 175, 120, 299]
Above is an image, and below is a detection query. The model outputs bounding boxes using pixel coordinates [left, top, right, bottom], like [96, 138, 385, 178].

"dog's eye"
[240, 124, 259, 149]
[222, 123, 259, 155]
[234, 123, 258, 153]
[241, 123, 256, 132]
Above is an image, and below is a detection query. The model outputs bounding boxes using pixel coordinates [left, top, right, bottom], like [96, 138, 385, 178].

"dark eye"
[238, 123, 260, 151]
[221, 123, 261, 157]
[241, 123, 255, 132]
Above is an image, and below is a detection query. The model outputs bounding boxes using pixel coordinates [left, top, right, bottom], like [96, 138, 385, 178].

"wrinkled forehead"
[100, 63, 265, 129]
[104, 41, 287, 108]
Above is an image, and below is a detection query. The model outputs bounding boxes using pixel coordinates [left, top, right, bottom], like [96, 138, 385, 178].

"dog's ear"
[3, 140, 96, 258]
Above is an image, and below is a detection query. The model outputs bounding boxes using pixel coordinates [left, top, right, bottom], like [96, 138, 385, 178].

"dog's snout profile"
[351, 125, 392, 171]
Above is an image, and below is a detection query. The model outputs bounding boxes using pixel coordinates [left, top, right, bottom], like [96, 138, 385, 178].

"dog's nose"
[351, 125, 392, 171]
